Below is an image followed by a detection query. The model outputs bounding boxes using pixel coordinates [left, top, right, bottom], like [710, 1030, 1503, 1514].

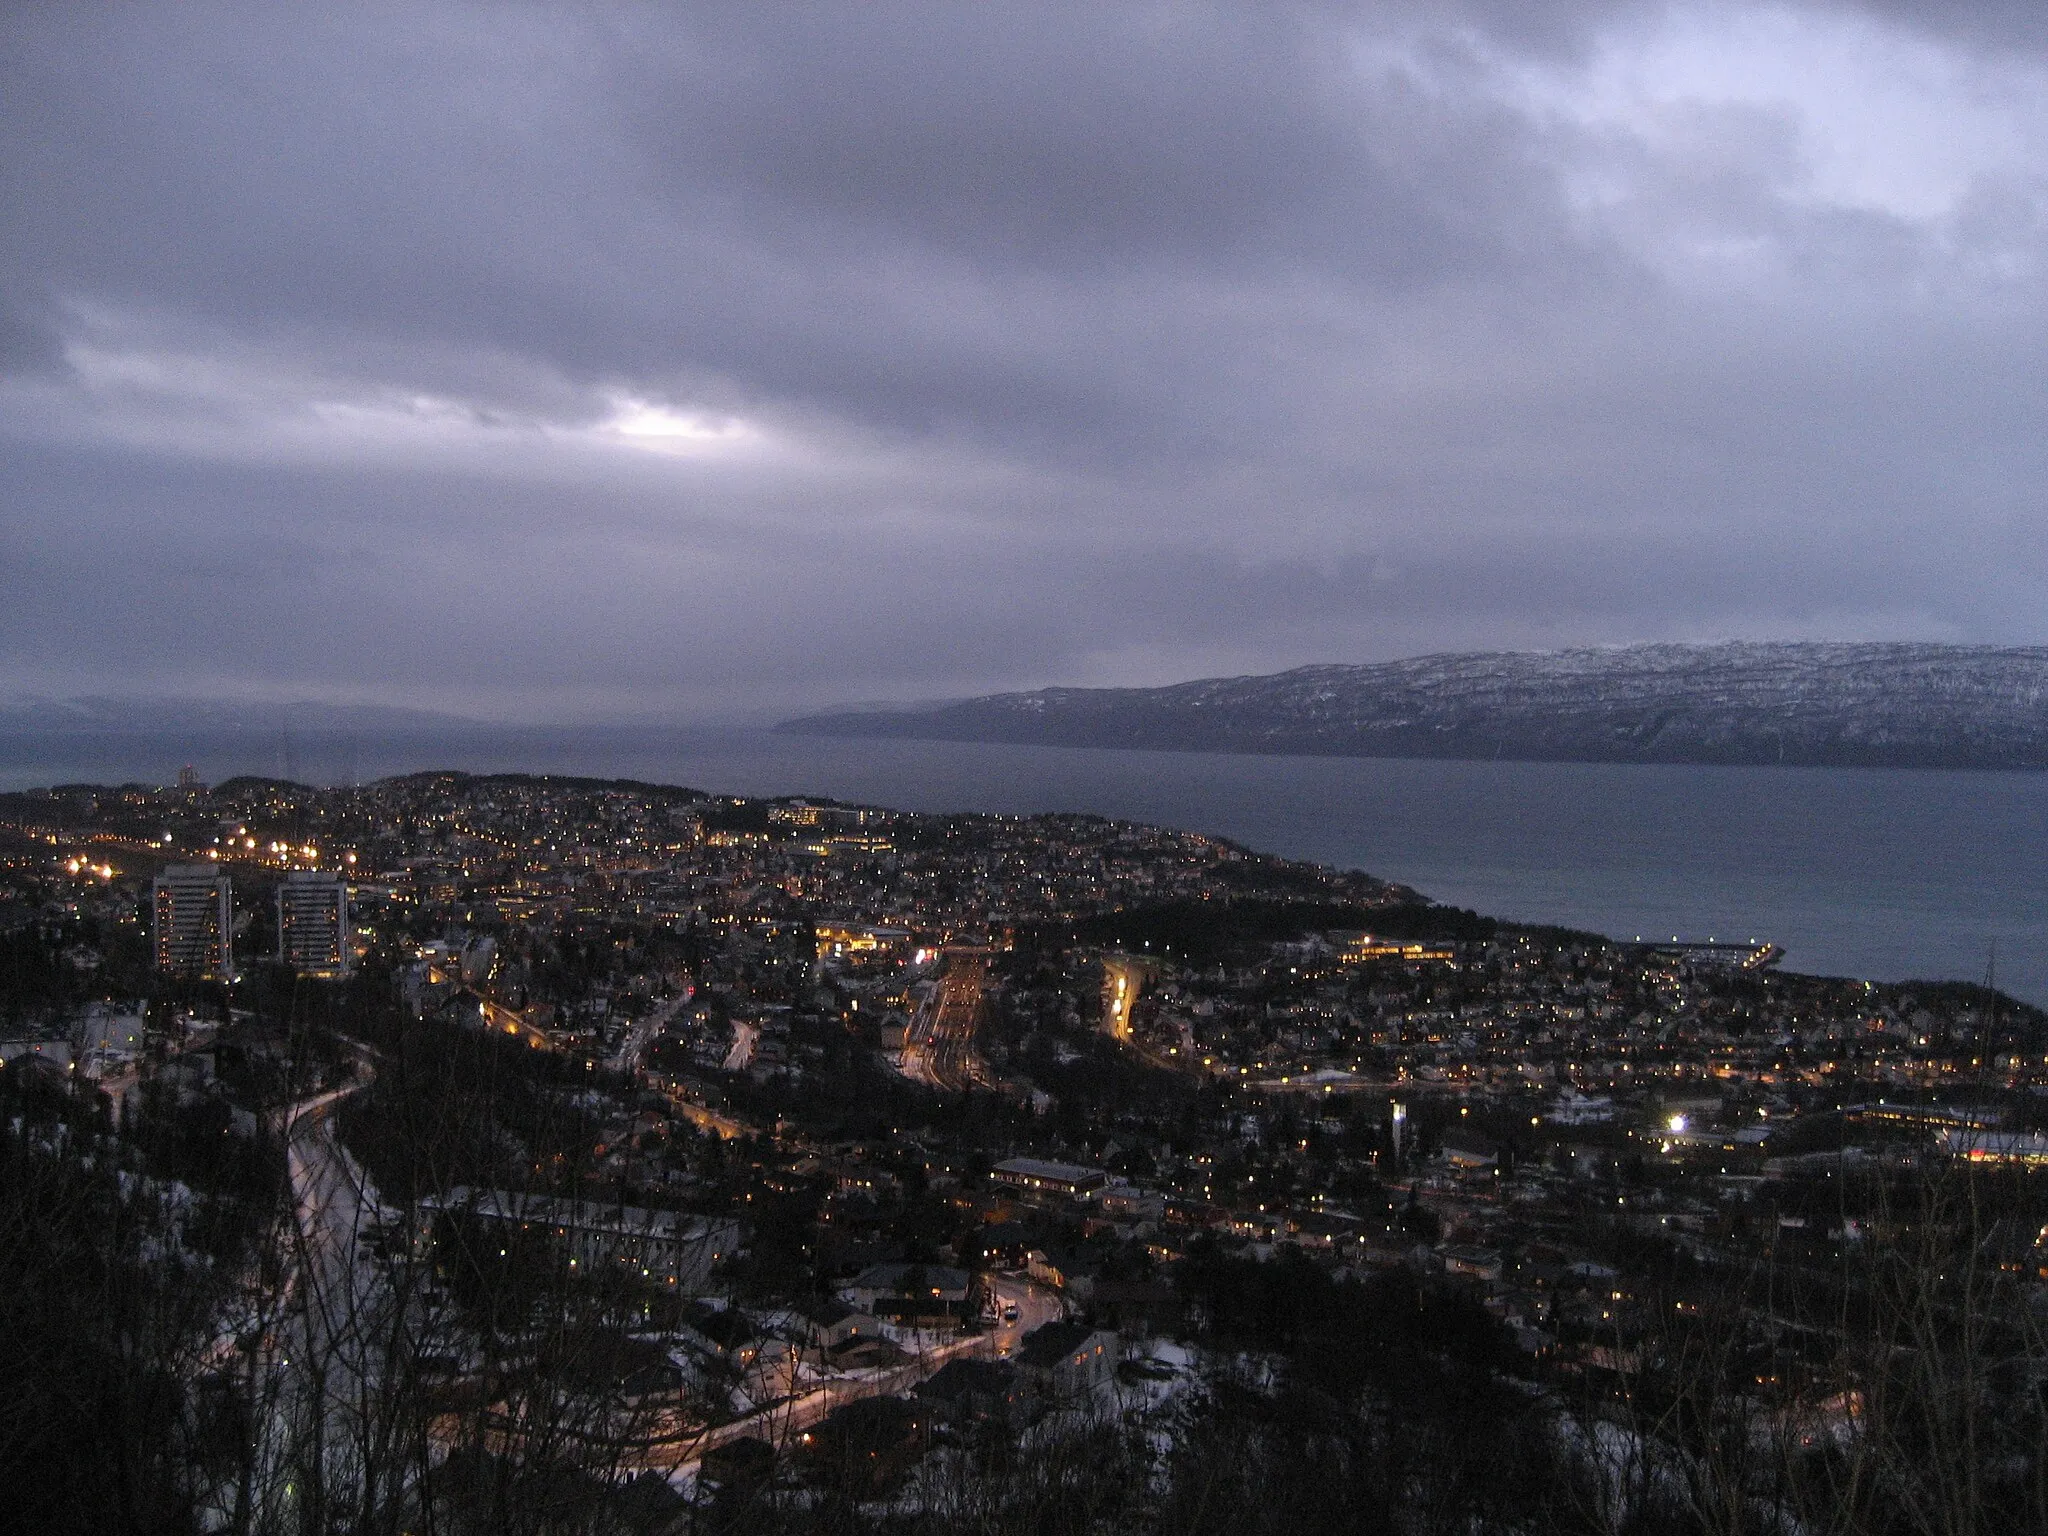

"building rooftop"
[422, 1186, 727, 1241]
[992, 1156, 1108, 1187]
[847, 1261, 971, 1297]
[1015, 1320, 1108, 1369]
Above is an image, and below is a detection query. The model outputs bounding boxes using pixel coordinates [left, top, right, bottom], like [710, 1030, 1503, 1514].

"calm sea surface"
[6, 726, 2046, 1003]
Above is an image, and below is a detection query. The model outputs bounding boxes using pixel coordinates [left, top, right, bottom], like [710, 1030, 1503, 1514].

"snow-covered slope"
[781, 643, 2048, 768]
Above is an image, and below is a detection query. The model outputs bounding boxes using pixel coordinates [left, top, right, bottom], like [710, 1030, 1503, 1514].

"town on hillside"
[4, 769, 2047, 1533]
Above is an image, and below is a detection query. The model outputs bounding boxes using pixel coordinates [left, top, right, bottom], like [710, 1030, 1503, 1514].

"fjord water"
[6, 726, 2046, 1004]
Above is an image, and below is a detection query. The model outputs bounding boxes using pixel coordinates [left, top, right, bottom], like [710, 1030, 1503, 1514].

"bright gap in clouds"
[598, 394, 762, 454]
[1502, 3, 2048, 225]
[18, 316, 776, 471]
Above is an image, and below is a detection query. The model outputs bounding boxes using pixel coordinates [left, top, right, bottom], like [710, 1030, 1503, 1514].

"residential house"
[1014, 1321, 1117, 1403]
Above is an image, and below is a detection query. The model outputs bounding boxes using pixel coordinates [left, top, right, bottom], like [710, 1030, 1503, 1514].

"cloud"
[0, 1, 2044, 718]
[0, 286, 65, 377]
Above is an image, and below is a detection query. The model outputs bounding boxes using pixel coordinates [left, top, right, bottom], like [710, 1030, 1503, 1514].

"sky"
[3, 1, 2046, 723]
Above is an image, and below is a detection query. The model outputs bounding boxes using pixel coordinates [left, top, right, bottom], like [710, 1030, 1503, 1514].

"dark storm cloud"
[0, 2, 2044, 718]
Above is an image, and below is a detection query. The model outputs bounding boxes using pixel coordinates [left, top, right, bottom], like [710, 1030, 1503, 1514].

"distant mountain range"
[781, 643, 2048, 769]
[0, 696, 478, 733]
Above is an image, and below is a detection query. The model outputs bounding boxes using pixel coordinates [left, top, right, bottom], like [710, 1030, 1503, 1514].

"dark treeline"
[0, 908, 151, 1020]
[0, 1059, 285, 1536]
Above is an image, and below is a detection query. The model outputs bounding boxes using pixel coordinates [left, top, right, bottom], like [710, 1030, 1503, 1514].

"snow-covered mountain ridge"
[781, 643, 2048, 768]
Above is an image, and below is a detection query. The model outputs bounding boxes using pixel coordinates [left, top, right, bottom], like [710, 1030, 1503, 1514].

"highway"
[901, 950, 991, 1092]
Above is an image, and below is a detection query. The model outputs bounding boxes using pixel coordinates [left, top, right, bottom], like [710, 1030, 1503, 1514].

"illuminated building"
[278, 869, 350, 977]
[991, 1156, 1108, 1200]
[814, 922, 910, 958]
[153, 863, 233, 979]
[1334, 932, 1457, 965]
[419, 1188, 738, 1288]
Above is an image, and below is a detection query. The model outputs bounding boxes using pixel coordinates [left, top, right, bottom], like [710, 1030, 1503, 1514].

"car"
[1002, 1303, 1019, 1322]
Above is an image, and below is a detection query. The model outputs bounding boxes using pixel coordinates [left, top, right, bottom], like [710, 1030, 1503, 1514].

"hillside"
[781, 642, 2048, 768]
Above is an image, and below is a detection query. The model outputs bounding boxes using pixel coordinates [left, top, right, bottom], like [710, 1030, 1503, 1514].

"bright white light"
[1668, 1113, 1689, 1134]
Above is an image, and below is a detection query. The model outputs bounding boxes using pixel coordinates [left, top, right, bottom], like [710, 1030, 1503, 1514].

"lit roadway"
[651, 1272, 1066, 1483]
[1102, 955, 1150, 1042]
[474, 991, 554, 1050]
[901, 950, 991, 1092]
[1101, 953, 1196, 1075]
[611, 988, 692, 1074]
[254, 1048, 415, 1527]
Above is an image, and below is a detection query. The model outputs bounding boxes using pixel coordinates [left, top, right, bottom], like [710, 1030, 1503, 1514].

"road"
[474, 990, 554, 1050]
[1101, 955, 1152, 1042]
[235, 1054, 409, 1528]
[612, 988, 693, 1074]
[722, 1018, 760, 1073]
[901, 951, 991, 1091]
[651, 1274, 1066, 1481]
[985, 1271, 1067, 1354]
[475, 981, 692, 1068]
[670, 1095, 755, 1140]
[257, 1042, 466, 1530]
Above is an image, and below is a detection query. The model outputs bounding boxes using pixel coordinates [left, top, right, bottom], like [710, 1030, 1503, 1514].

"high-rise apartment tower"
[278, 870, 350, 978]
[153, 863, 233, 979]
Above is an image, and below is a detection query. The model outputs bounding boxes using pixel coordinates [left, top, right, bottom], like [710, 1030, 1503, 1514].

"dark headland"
[780, 641, 2048, 769]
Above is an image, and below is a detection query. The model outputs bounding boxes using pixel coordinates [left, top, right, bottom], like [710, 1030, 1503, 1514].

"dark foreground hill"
[782, 642, 2048, 769]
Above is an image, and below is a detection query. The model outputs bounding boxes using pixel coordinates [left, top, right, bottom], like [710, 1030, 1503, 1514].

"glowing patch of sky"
[597, 395, 762, 455]
[1509, 4, 2048, 223]
[5, 318, 777, 474]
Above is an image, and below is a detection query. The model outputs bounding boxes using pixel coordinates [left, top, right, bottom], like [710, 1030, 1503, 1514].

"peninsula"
[781, 641, 2048, 769]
